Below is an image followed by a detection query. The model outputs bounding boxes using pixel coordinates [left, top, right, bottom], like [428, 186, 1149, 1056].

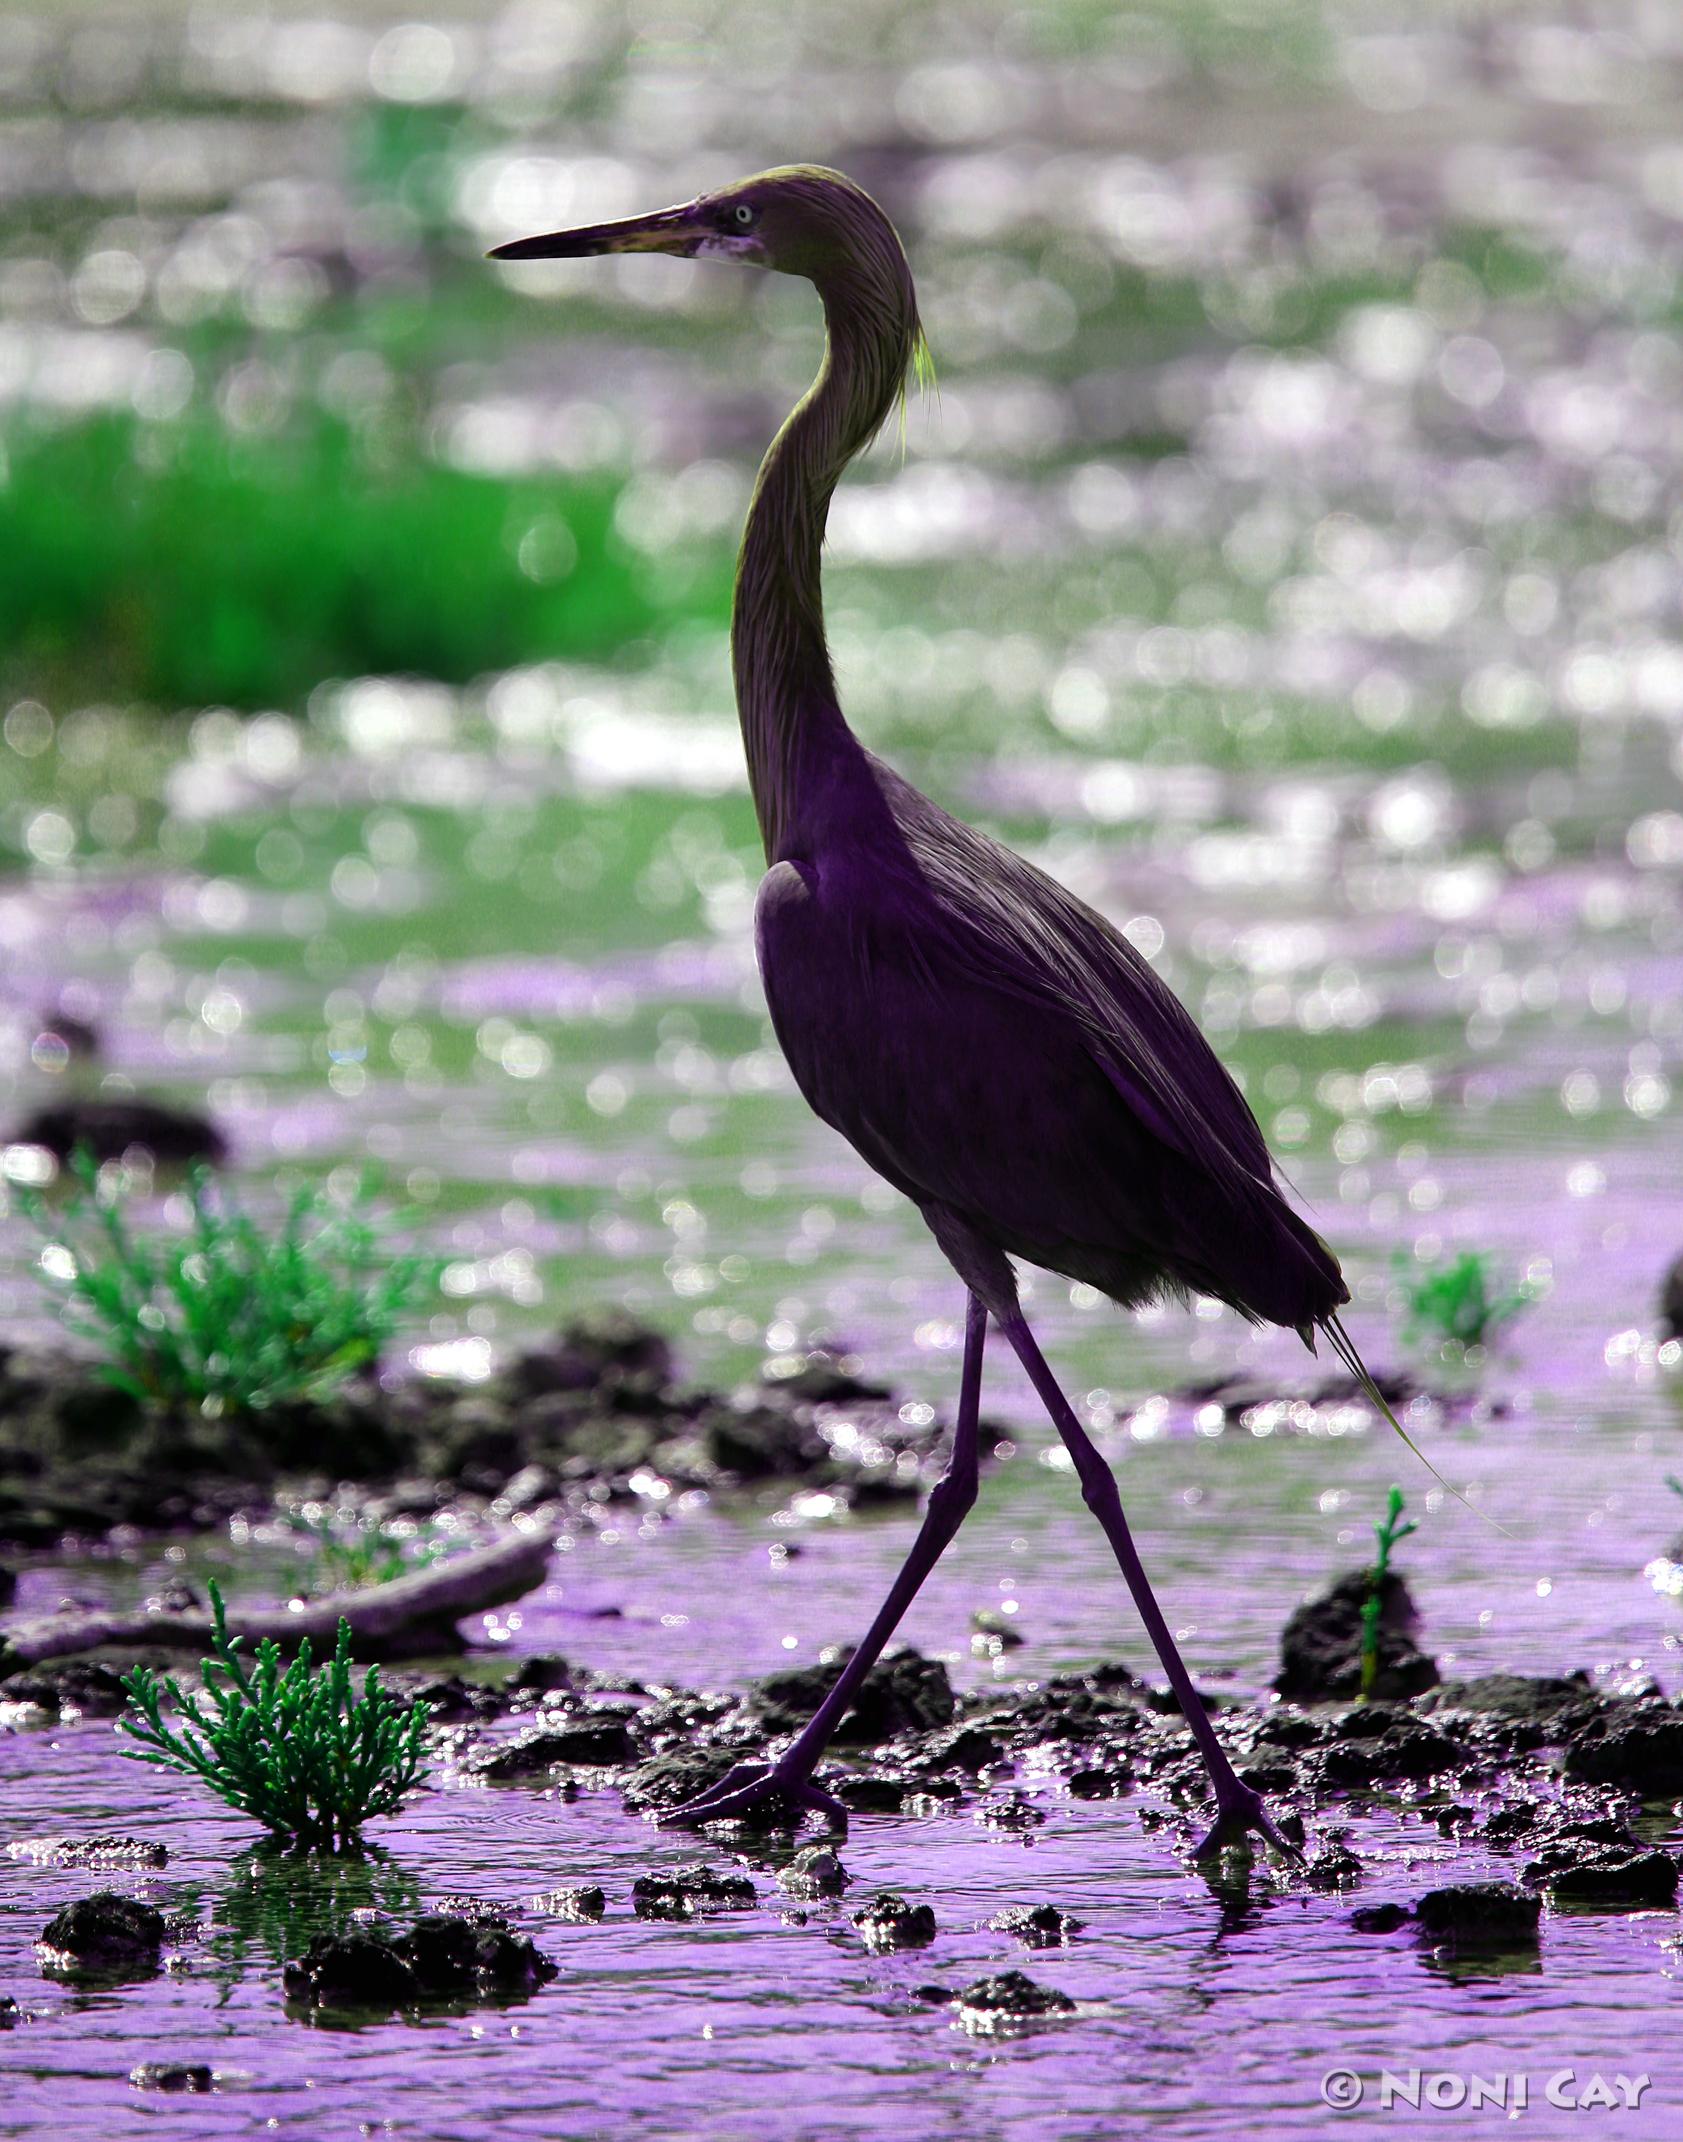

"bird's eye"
[732, 203, 756, 228]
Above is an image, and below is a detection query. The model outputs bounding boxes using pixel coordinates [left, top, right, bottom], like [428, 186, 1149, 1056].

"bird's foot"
[1189, 1781, 1303, 1865]
[660, 1759, 848, 1833]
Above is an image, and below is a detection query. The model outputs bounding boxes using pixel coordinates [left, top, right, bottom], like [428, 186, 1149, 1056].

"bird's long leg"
[998, 1309, 1298, 1863]
[663, 1291, 988, 1829]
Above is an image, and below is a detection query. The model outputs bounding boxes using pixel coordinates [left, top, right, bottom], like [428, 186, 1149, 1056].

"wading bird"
[492, 167, 1380, 1858]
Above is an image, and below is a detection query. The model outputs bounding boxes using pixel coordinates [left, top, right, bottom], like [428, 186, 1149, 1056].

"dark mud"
[0, 1319, 951, 1551]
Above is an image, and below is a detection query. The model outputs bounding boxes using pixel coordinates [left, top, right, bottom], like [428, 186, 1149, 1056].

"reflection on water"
[2, 1, 1682, 2135]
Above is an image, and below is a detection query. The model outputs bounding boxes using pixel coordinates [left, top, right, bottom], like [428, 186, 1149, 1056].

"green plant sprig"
[1359, 1486, 1418, 1701]
[285, 1512, 447, 1595]
[22, 1152, 440, 1417]
[118, 1580, 430, 1850]
[1395, 1248, 1534, 1357]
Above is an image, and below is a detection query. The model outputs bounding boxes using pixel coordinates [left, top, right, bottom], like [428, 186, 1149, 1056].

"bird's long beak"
[488, 204, 695, 262]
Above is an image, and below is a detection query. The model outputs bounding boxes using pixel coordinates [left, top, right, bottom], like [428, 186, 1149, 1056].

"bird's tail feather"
[1318, 1310, 1511, 1537]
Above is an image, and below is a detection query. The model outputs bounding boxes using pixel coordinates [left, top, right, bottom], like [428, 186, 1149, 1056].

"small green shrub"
[1395, 1249, 1533, 1356]
[1359, 1486, 1418, 1701]
[286, 1512, 447, 1594]
[119, 1580, 429, 1849]
[23, 1154, 439, 1417]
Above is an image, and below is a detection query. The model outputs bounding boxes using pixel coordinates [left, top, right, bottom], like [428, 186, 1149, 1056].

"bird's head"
[491, 165, 923, 364]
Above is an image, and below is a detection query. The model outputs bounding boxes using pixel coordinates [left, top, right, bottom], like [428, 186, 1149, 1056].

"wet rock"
[632, 1865, 756, 1919]
[1351, 1902, 1411, 1933]
[130, 2063, 214, 2093]
[1276, 1569, 1438, 1702]
[14, 1096, 226, 1167]
[1525, 1832, 1679, 1908]
[975, 1794, 1045, 1831]
[8, 1835, 168, 1871]
[989, 1903, 1082, 1947]
[1302, 1845, 1364, 1889]
[0, 1994, 18, 2028]
[39, 1892, 167, 1976]
[539, 1885, 607, 1921]
[1319, 1708, 1466, 1786]
[832, 1770, 960, 1814]
[1413, 1882, 1541, 1947]
[1481, 1803, 1543, 1849]
[904, 1723, 1003, 1776]
[761, 1349, 890, 1405]
[912, 1983, 957, 2004]
[750, 1647, 954, 1744]
[620, 1748, 755, 1816]
[1066, 1763, 1131, 1800]
[0, 1660, 130, 1719]
[852, 1892, 935, 1949]
[1564, 1706, 1683, 1797]
[954, 1971, 1076, 2030]
[507, 1655, 574, 1696]
[392, 1674, 503, 1725]
[401, 1913, 557, 1995]
[971, 1609, 1025, 1657]
[284, 1931, 419, 2010]
[505, 1312, 675, 1399]
[1425, 1673, 1600, 1746]
[778, 1846, 850, 1899]
[467, 1717, 638, 1778]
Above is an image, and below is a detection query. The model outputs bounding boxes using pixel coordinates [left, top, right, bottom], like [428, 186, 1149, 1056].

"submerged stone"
[130, 2063, 214, 2093]
[0, 1661, 130, 1719]
[632, 1865, 756, 1919]
[0, 1995, 20, 2028]
[852, 1892, 935, 1950]
[778, 1846, 850, 1899]
[402, 1913, 557, 1995]
[1413, 1882, 1541, 1947]
[1065, 1763, 1131, 1800]
[39, 1892, 166, 1976]
[1319, 1709, 1466, 1785]
[539, 1885, 607, 1920]
[285, 1931, 419, 2010]
[989, 1903, 1082, 1947]
[954, 1971, 1076, 2030]
[1525, 1839, 1679, 1909]
[1351, 1902, 1411, 1933]
[9, 1834, 168, 1870]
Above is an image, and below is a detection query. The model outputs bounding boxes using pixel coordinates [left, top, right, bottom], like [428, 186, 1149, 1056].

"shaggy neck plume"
[732, 259, 917, 862]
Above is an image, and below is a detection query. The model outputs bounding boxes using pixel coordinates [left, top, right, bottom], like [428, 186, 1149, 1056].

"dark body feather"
[756, 752, 1346, 1329]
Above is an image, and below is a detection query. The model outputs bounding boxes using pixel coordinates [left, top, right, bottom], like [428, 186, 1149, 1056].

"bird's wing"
[877, 763, 1273, 1196]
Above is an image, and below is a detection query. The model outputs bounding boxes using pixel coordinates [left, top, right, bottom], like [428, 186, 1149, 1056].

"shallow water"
[4, 0, 1683, 2133]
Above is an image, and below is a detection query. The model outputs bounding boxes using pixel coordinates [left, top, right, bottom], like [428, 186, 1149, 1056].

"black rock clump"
[1351, 1902, 1411, 1933]
[1, 1661, 130, 1718]
[1413, 1882, 1541, 1947]
[538, 1885, 607, 1921]
[467, 1716, 638, 1779]
[14, 1096, 226, 1167]
[1563, 1705, 1683, 1797]
[955, 1971, 1076, 2029]
[852, 1892, 936, 1949]
[1276, 1569, 1438, 1702]
[632, 1865, 756, 1919]
[11, 1834, 168, 1870]
[1066, 1762, 1131, 1800]
[1317, 1707, 1467, 1786]
[1524, 1823, 1679, 1909]
[989, 1903, 1082, 1947]
[620, 1748, 757, 1817]
[0, 1995, 20, 2029]
[39, 1892, 167, 1976]
[285, 1911, 556, 2010]
[778, 1846, 850, 1899]
[130, 2063, 214, 2093]
[750, 1647, 954, 1744]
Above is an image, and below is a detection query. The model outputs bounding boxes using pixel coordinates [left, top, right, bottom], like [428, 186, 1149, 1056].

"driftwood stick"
[0, 1527, 556, 1672]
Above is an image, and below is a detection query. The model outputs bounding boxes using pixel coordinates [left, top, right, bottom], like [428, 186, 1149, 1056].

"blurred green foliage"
[0, 410, 729, 712]
[1395, 1249, 1535, 1357]
[23, 1154, 440, 1417]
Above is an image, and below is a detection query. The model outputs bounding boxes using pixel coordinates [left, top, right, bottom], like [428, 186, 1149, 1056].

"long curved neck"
[732, 280, 913, 863]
